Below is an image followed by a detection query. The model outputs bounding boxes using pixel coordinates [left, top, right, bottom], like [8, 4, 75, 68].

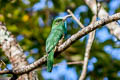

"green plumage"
[46, 17, 67, 72]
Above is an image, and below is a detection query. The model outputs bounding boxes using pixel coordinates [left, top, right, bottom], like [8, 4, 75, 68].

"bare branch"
[79, 16, 96, 80]
[79, 1, 101, 79]
[42, 61, 84, 70]
[65, 61, 84, 65]
[67, 9, 92, 80]
[0, 70, 13, 74]
[84, 0, 120, 40]
[0, 23, 38, 80]
[97, 3, 101, 16]
[0, 61, 84, 74]
[67, 9, 85, 28]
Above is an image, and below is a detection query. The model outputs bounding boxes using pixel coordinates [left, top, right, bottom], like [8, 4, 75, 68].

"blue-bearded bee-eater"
[46, 15, 71, 72]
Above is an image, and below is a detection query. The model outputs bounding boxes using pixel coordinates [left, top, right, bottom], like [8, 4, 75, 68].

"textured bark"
[84, 0, 120, 39]
[0, 23, 38, 80]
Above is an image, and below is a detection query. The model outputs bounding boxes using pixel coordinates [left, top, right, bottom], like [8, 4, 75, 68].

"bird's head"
[52, 15, 71, 29]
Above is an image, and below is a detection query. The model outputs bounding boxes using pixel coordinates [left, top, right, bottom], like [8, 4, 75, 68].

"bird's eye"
[57, 20, 60, 22]
[54, 19, 62, 25]
[55, 20, 60, 25]
[55, 22, 58, 25]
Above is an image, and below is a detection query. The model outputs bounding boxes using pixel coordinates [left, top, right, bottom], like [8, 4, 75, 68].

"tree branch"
[79, 16, 96, 80]
[79, 1, 101, 79]
[84, 0, 120, 40]
[67, 9, 85, 28]
[1, 12, 120, 75]
[0, 61, 84, 74]
[42, 61, 84, 70]
[0, 22, 38, 80]
[0, 70, 13, 74]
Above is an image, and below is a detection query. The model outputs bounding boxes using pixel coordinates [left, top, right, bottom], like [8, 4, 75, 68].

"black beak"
[63, 15, 71, 21]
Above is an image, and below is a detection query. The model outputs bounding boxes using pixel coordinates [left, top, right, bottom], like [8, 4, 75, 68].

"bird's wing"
[46, 30, 63, 53]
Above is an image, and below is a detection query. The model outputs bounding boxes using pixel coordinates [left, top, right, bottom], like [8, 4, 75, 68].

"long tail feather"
[47, 50, 54, 72]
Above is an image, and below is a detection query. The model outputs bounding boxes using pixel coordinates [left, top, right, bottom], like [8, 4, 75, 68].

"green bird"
[46, 15, 71, 72]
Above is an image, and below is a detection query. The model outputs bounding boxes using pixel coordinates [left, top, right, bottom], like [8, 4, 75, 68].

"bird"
[46, 15, 71, 72]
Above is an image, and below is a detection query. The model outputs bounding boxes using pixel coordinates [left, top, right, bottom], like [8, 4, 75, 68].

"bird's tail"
[47, 50, 54, 72]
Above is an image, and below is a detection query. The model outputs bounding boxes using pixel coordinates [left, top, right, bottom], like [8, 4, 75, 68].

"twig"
[79, 16, 96, 80]
[67, 9, 85, 28]
[96, 0, 101, 17]
[66, 61, 84, 65]
[67, 9, 92, 80]
[0, 70, 13, 74]
[42, 61, 84, 70]
[54, 61, 84, 66]
[79, 1, 101, 79]
[1, 12, 120, 75]
[0, 61, 84, 74]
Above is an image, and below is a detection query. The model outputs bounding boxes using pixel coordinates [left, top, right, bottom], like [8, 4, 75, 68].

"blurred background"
[0, 0, 120, 80]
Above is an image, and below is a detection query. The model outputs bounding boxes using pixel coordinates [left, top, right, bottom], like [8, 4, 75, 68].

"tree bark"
[0, 23, 38, 80]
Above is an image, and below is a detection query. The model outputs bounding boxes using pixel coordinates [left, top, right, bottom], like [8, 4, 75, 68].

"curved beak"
[63, 15, 71, 21]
